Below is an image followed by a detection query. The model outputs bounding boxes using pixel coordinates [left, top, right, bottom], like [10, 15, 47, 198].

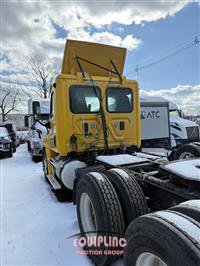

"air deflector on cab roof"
[61, 39, 126, 78]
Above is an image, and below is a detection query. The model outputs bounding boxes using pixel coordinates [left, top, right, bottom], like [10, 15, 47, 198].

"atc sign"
[141, 111, 160, 120]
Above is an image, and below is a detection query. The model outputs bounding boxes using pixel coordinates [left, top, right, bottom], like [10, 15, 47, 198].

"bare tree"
[26, 53, 57, 98]
[16, 78, 33, 100]
[0, 81, 19, 122]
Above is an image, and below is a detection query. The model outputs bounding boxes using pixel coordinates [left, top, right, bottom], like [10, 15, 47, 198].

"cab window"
[106, 87, 133, 113]
[170, 110, 181, 118]
[70, 85, 101, 114]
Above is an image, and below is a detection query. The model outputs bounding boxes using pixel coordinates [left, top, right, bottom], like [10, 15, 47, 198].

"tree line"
[0, 54, 57, 122]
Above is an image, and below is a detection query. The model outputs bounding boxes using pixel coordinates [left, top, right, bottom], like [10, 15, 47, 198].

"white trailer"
[140, 97, 171, 150]
[25, 99, 50, 162]
[140, 96, 200, 159]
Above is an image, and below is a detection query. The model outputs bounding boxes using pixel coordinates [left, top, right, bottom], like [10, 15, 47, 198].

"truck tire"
[32, 155, 41, 163]
[13, 144, 16, 153]
[76, 172, 125, 266]
[27, 141, 31, 152]
[105, 168, 148, 228]
[170, 200, 200, 223]
[8, 144, 13, 158]
[174, 143, 200, 160]
[124, 210, 200, 266]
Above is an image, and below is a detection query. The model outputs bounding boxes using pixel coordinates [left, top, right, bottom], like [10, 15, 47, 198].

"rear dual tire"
[76, 170, 200, 266]
[170, 200, 200, 223]
[124, 210, 200, 266]
[76, 169, 149, 266]
[76, 172, 125, 266]
[106, 168, 148, 228]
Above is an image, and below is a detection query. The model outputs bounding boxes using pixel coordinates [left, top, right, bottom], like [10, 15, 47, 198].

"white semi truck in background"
[169, 101, 200, 155]
[24, 99, 50, 162]
[140, 96, 200, 159]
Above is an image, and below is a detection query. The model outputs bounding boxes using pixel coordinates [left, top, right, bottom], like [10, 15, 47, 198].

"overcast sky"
[1, 0, 200, 114]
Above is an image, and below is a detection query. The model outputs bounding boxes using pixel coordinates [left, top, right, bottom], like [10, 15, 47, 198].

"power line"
[139, 38, 198, 71]
[126, 36, 199, 76]
[125, 37, 194, 74]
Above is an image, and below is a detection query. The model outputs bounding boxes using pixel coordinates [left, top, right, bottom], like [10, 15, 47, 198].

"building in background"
[0, 114, 27, 131]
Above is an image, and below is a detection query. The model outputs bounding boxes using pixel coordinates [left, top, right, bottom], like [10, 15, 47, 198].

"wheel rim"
[179, 152, 195, 159]
[80, 193, 97, 234]
[136, 252, 167, 266]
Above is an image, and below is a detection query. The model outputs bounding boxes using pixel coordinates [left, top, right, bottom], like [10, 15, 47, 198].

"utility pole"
[135, 64, 139, 82]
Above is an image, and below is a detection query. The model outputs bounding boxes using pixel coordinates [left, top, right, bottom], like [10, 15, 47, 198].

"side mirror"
[24, 115, 29, 128]
[45, 121, 50, 129]
[178, 110, 182, 118]
[32, 101, 40, 115]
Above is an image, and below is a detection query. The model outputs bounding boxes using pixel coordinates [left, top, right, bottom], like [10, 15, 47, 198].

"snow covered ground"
[1, 144, 123, 265]
[1, 144, 200, 265]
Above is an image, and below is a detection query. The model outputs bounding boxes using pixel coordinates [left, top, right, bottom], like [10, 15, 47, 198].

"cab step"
[46, 174, 61, 190]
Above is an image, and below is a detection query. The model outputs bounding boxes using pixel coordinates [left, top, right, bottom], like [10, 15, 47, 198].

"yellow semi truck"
[42, 40, 200, 266]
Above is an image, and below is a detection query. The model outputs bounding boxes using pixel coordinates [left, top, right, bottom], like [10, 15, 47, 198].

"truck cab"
[43, 39, 141, 189]
[169, 102, 199, 147]
[25, 99, 50, 162]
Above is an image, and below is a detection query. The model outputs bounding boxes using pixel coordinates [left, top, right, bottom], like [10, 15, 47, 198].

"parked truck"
[169, 101, 200, 158]
[0, 125, 13, 157]
[0, 122, 17, 153]
[140, 96, 200, 159]
[42, 40, 200, 266]
[24, 99, 50, 162]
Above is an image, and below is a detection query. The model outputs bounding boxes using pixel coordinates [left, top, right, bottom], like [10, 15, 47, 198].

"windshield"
[0, 127, 9, 137]
[170, 110, 181, 119]
[106, 87, 133, 113]
[40, 101, 50, 114]
[70, 85, 101, 113]
[39, 113, 49, 121]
